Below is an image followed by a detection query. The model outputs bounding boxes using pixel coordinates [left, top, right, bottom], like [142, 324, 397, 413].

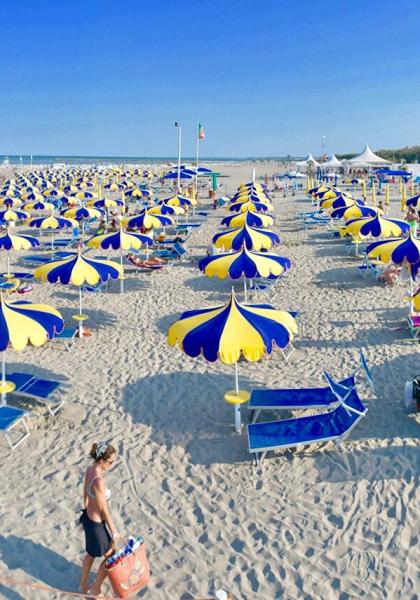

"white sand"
[0, 163, 419, 599]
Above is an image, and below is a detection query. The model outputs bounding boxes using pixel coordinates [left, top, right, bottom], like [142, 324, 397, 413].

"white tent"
[321, 154, 342, 167]
[295, 153, 321, 168]
[344, 144, 390, 166]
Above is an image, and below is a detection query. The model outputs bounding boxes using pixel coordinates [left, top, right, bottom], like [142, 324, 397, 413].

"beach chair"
[151, 242, 187, 263]
[0, 405, 30, 450]
[249, 375, 356, 423]
[247, 386, 367, 463]
[81, 281, 105, 294]
[406, 315, 420, 339]
[21, 251, 75, 266]
[125, 254, 166, 271]
[7, 372, 65, 416]
[51, 327, 78, 350]
[248, 275, 281, 302]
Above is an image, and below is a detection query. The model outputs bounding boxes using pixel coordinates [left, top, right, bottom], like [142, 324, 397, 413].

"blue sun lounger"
[21, 251, 75, 266]
[151, 242, 187, 262]
[0, 405, 30, 450]
[51, 327, 78, 350]
[249, 376, 355, 423]
[247, 386, 367, 463]
[7, 372, 65, 416]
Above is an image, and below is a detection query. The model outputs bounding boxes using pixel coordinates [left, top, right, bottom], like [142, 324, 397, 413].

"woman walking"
[79, 441, 120, 596]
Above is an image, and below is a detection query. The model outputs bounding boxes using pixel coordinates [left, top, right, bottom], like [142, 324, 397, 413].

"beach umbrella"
[167, 290, 298, 432]
[22, 191, 43, 202]
[28, 213, 77, 250]
[405, 194, 420, 209]
[341, 215, 410, 239]
[123, 210, 173, 229]
[63, 206, 103, 235]
[75, 191, 96, 200]
[330, 203, 377, 220]
[149, 203, 185, 216]
[164, 195, 194, 207]
[221, 210, 274, 229]
[320, 194, 360, 211]
[89, 198, 123, 210]
[213, 223, 280, 251]
[367, 231, 420, 310]
[87, 226, 153, 292]
[229, 200, 271, 214]
[0, 296, 64, 403]
[23, 200, 55, 213]
[0, 208, 28, 223]
[199, 245, 290, 299]
[0, 197, 23, 208]
[34, 252, 121, 336]
[0, 229, 40, 276]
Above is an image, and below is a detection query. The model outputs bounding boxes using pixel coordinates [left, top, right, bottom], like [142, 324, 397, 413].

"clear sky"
[0, 0, 419, 157]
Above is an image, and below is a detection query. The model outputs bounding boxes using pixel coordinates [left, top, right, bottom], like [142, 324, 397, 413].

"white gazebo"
[295, 153, 321, 168]
[344, 144, 391, 167]
[321, 154, 342, 167]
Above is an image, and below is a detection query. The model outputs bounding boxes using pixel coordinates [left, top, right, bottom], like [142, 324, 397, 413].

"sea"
[0, 155, 298, 167]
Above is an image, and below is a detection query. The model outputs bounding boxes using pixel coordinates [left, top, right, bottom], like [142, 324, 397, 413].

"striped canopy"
[63, 206, 102, 220]
[149, 202, 184, 216]
[229, 199, 271, 214]
[199, 246, 290, 280]
[342, 215, 410, 238]
[212, 223, 280, 251]
[221, 210, 274, 229]
[0, 231, 39, 251]
[367, 231, 420, 278]
[0, 208, 28, 222]
[34, 252, 122, 285]
[89, 198, 123, 209]
[22, 192, 43, 202]
[0, 297, 64, 352]
[167, 290, 298, 364]
[87, 226, 153, 250]
[320, 194, 361, 211]
[23, 200, 55, 212]
[330, 203, 377, 220]
[164, 195, 194, 207]
[123, 210, 173, 229]
[29, 213, 77, 230]
[1, 197, 23, 207]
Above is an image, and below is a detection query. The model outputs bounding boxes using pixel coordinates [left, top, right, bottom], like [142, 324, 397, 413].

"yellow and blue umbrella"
[87, 226, 153, 291]
[199, 245, 290, 299]
[221, 209, 274, 229]
[0, 296, 64, 401]
[123, 210, 173, 230]
[23, 200, 55, 213]
[149, 202, 184, 216]
[330, 203, 377, 220]
[229, 199, 272, 213]
[213, 223, 280, 251]
[88, 198, 123, 210]
[0, 208, 28, 222]
[341, 215, 410, 238]
[164, 194, 194, 207]
[34, 252, 121, 335]
[0, 230, 40, 276]
[0, 197, 23, 208]
[167, 290, 298, 431]
[405, 194, 420, 209]
[28, 213, 77, 250]
[320, 194, 358, 211]
[22, 191, 43, 202]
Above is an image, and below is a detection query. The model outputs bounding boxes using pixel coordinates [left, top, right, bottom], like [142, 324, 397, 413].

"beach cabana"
[168, 290, 298, 432]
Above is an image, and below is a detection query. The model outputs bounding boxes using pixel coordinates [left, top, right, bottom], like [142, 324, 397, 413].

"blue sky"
[0, 0, 419, 157]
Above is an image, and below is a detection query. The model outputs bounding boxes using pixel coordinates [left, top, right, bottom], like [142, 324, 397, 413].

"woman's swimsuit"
[80, 475, 112, 557]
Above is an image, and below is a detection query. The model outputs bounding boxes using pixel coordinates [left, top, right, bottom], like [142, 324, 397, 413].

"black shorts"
[79, 509, 112, 558]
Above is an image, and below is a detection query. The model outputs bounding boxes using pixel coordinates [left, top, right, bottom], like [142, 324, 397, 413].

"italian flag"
[198, 123, 205, 139]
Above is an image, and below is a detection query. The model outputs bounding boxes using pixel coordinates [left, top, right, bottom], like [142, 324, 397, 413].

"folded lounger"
[7, 372, 65, 417]
[0, 405, 30, 450]
[249, 375, 356, 423]
[247, 386, 367, 463]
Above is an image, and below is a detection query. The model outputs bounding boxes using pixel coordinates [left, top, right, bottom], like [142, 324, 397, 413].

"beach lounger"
[7, 372, 65, 416]
[151, 242, 187, 263]
[247, 386, 367, 463]
[249, 275, 281, 302]
[51, 327, 78, 350]
[0, 405, 30, 450]
[407, 315, 420, 339]
[21, 251, 75, 266]
[249, 376, 356, 423]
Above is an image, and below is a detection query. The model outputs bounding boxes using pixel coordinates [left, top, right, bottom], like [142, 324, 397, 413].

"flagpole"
[176, 122, 182, 192]
[195, 122, 199, 199]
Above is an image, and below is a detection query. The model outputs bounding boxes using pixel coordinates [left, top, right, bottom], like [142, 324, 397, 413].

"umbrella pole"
[243, 277, 247, 301]
[234, 362, 241, 433]
[6, 252, 10, 277]
[51, 232, 54, 253]
[1, 351, 6, 405]
[120, 250, 124, 293]
[78, 286, 84, 338]
[410, 276, 414, 315]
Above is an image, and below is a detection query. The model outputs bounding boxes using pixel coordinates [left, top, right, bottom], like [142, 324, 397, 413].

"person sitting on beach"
[79, 442, 121, 596]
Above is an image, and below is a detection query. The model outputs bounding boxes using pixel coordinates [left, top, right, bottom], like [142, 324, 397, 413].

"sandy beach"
[0, 162, 419, 600]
